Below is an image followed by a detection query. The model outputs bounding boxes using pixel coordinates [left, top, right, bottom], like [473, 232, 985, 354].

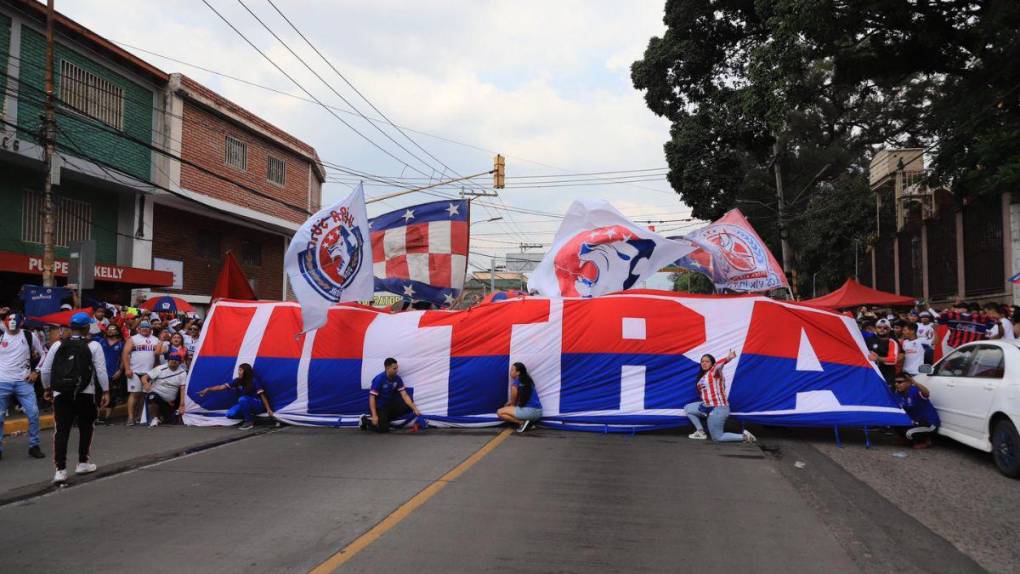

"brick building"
[145, 73, 324, 307]
[0, 0, 323, 311]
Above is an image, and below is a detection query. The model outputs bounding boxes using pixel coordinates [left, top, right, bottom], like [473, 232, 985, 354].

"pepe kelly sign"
[0, 252, 173, 286]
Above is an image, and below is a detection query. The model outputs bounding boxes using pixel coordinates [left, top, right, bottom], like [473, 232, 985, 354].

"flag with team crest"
[370, 199, 470, 307]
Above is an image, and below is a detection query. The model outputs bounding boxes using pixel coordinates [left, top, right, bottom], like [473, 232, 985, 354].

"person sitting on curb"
[0, 309, 46, 460]
[893, 373, 940, 449]
[197, 363, 273, 430]
[359, 358, 422, 433]
[141, 350, 188, 427]
[496, 362, 542, 433]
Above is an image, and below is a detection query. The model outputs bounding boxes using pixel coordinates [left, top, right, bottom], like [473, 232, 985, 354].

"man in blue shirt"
[360, 357, 421, 433]
[894, 374, 941, 449]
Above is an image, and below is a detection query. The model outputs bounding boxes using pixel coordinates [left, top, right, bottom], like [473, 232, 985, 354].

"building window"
[197, 230, 222, 259]
[225, 135, 247, 171]
[59, 60, 124, 130]
[267, 155, 286, 186]
[21, 191, 92, 246]
[241, 240, 262, 266]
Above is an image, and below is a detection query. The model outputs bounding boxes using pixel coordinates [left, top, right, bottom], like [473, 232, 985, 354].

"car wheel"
[992, 419, 1020, 479]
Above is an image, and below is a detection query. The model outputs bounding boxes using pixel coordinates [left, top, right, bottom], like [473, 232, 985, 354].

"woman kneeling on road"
[497, 362, 541, 433]
[684, 350, 756, 443]
[197, 363, 273, 430]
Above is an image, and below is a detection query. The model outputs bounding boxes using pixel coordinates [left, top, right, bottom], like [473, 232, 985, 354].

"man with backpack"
[40, 312, 109, 484]
[0, 308, 47, 460]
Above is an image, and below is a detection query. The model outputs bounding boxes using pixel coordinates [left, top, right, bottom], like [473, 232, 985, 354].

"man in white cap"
[867, 318, 902, 389]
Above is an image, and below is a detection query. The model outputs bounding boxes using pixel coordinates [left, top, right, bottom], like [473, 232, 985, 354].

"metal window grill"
[267, 155, 286, 186]
[21, 191, 92, 247]
[225, 135, 247, 171]
[59, 60, 124, 130]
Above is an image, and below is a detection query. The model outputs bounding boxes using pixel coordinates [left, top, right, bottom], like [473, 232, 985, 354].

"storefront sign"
[0, 252, 173, 286]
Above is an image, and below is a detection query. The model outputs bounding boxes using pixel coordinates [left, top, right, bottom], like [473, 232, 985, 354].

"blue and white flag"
[369, 199, 470, 307]
[528, 199, 695, 297]
[285, 183, 374, 332]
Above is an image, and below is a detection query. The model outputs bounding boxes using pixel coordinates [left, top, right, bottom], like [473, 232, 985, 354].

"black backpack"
[51, 339, 94, 395]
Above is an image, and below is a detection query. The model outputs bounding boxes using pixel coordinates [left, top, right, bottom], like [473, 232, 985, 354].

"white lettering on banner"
[360, 311, 453, 415]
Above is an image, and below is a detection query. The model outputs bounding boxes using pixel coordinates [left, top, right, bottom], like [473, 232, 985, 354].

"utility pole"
[772, 136, 795, 294]
[41, 0, 56, 287]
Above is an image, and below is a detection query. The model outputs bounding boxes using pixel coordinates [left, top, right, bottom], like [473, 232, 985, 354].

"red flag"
[211, 252, 257, 302]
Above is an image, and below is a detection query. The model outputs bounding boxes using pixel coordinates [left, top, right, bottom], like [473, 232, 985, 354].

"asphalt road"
[0, 425, 992, 574]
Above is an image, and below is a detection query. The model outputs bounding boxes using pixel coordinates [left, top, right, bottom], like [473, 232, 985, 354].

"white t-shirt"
[916, 322, 935, 346]
[129, 334, 159, 374]
[999, 318, 1015, 341]
[901, 338, 925, 375]
[0, 329, 45, 381]
[40, 337, 109, 395]
[145, 364, 188, 402]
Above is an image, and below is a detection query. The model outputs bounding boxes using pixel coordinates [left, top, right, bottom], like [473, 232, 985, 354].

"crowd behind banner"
[850, 299, 1015, 448]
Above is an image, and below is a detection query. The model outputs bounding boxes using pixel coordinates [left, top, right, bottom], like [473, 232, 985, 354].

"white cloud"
[55, 0, 688, 265]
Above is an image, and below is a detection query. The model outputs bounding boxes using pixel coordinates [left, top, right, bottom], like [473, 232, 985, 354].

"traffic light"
[493, 154, 506, 189]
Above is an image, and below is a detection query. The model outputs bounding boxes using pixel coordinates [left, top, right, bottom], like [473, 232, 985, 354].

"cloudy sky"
[58, 0, 693, 279]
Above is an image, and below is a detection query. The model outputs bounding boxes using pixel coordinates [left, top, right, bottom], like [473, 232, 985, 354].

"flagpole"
[365, 170, 494, 204]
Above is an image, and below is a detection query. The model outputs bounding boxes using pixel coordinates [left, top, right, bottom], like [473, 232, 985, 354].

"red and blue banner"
[183, 292, 910, 430]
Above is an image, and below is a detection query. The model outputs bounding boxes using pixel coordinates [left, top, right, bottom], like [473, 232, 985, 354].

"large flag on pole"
[672, 208, 789, 293]
[211, 251, 257, 302]
[528, 199, 696, 297]
[369, 199, 470, 307]
[285, 183, 374, 332]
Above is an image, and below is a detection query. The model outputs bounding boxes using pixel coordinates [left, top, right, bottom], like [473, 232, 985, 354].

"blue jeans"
[226, 395, 265, 424]
[684, 401, 743, 442]
[0, 380, 41, 450]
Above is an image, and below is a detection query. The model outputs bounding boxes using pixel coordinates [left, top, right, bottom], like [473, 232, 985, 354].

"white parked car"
[916, 340, 1020, 478]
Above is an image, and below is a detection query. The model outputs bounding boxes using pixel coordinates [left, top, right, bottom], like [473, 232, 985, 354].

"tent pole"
[863, 425, 871, 449]
[834, 426, 842, 448]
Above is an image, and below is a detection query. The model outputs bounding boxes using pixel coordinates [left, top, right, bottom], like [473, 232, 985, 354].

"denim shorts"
[515, 406, 542, 421]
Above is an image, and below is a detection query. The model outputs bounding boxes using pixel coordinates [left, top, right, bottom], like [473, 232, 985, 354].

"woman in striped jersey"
[684, 350, 756, 443]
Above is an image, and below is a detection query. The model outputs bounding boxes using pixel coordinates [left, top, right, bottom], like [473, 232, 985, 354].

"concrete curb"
[0, 425, 276, 508]
[4, 404, 129, 436]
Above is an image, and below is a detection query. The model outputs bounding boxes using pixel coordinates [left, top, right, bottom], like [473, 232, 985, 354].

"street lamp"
[472, 216, 503, 227]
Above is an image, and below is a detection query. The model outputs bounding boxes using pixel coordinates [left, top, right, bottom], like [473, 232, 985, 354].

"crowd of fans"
[854, 300, 1016, 449]
[0, 303, 202, 437]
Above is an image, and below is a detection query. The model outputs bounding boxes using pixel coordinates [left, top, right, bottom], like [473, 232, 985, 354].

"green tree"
[671, 270, 715, 294]
[632, 0, 1020, 295]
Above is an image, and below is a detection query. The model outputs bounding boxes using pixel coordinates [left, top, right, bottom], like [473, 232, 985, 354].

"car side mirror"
[918, 364, 933, 375]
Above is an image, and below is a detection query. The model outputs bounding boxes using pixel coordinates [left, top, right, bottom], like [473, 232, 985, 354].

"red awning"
[800, 279, 917, 310]
[0, 252, 174, 287]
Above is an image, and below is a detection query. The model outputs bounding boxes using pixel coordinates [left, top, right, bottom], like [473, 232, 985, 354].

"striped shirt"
[940, 311, 990, 348]
[697, 357, 730, 407]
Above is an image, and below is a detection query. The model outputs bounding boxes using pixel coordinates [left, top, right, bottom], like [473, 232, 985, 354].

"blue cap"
[69, 312, 94, 328]
[139, 320, 152, 329]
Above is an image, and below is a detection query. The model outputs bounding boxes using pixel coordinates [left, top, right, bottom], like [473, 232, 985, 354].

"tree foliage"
[632, 0, 1020, 294]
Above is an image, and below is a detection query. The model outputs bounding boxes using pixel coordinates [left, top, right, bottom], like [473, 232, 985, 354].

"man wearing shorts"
[122, 321, 157, 426]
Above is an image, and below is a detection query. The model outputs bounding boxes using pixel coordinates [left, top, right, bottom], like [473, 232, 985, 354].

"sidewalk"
[0, 421, 261, 506]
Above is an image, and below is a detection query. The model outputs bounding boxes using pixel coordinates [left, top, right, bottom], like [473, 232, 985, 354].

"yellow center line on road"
[309, 427, 513, 573]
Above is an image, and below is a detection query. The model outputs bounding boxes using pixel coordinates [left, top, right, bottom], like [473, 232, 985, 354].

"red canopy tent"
[800, 279, 917, 310]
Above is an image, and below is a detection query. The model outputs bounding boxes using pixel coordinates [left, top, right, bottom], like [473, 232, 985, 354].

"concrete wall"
[16, 26, 154, 180]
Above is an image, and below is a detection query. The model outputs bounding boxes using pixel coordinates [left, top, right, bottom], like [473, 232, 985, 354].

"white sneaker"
[75, 462, 97, 474]
[743, 430, 757, 443]
[516, 420, 531, 433]
[149, 418, 161, 427]
[688, 430, 708, 440]
[52, 469, 68, 483]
